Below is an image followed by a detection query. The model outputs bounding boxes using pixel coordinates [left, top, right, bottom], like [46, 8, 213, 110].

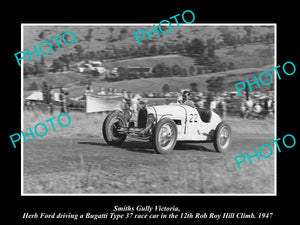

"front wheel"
[213, 121, 231, 153]
[152, 118, 177, 154]
[102, 111, 127, 146]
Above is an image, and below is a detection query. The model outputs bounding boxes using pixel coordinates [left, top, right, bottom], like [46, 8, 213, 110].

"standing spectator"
[253, 102, 262, 119]
[120, 89, 131, 110]
[195, 97, 205, 108]
[245, 97, 254, 119]
[41, 81, 49, 103]
[177, 95, 183, 104]
[98, 87, 106, 95]
[107, 87, 113, 95]
[240, 100, 246, 118]
[130, 93, 141, 121]
[85, 84, 94, 96]
[263, 97, 269, 118]
[25, 100, 34, 111]
[138, 99, 148, 129]
[49, 86, 54, 115]
[216, 97, 223, 117]
[41, 82, 54, 115]
[268, 97, 274, 117]
[210, 97, 217, 112]
[60, 88, 69, 113]
[245, 97, 254, 109]
[221, 98, 227, 119]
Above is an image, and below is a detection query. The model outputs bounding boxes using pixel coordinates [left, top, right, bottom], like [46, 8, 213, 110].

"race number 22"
[189, 114, 198, 123]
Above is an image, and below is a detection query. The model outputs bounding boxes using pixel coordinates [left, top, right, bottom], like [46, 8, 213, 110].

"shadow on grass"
[77, 141, 155, 154]
[175, 142, 215, 153]
[77, 140, 215, 154]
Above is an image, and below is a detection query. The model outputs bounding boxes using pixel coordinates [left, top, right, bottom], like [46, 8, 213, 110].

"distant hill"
[23, 25, 275, 97]
[23, 25, 274, 66]
[102, 44, 273, 70]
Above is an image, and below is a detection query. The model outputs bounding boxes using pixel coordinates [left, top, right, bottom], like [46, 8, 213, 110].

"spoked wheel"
[102, 111, 127, 146]
[152, 118, 177, 154]
[213, 121, 231, 152]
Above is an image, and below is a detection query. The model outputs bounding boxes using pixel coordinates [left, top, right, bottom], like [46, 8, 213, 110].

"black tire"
[152, 118, 177, 154]
[213, 121, 231, 153]
[102, 111, 127, 146]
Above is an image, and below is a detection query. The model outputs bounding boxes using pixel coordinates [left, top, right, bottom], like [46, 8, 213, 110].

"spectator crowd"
[25, 82, 274, 120]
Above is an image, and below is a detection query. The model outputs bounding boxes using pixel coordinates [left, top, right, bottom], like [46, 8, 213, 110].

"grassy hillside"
[23, 25, 275, 97]
[24, 64, 273, 98]
[216, 44, 274, 68]
[84, 65, 273, 95]
[22, 25, 274, 66]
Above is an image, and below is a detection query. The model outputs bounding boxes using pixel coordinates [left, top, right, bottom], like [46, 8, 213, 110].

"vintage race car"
[102, 104, 231, 154]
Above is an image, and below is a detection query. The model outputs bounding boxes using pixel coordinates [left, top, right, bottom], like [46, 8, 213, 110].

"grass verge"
[23, 110, 274, 139]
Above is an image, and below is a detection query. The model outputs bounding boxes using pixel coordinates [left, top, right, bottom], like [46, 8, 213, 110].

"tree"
[40, 55, 45, 65]
[243, 26, 252, 42]
[171, 65, 182, 76]
[182, 68, 188, 77]
[197, 67, 204, 75]
[207, 46, 216, 58]
[206, 76, 225, 93]
[41, 81, 51, 104]
[175, 43, 184, 53]
[176, 30, 183, 39]
[24, 63, 36, 77]
[28, 81, 39, 90]
[160, 25, 171, 33]
[70, 52, 80, 62]
[221, 32, 237, 46]
[52, 59, 64, 72]
[38, 31, 44, 39]
[120, 46, 129, 57]
[190, 82, 198, 92]
[187, 38, 205, 56]
[162, 84, 171, 94]
[206, 38, 216, 49]
[34, 61, 47, 76]
[119, 28, 128, 40]
[85, 28, 93, 42]
[108, 27, 114, 33]
[149, 45, 158, 56]
[118, 66, 129, 80]
[158, 45, 167, 55]
[51, 39, 58, 51]
[152, 63, 171, 78]
[74, 44, 84, 55]
[189, 65, 195, 76]
[228, 62, 234, 70]
[59, 54, 71, 70]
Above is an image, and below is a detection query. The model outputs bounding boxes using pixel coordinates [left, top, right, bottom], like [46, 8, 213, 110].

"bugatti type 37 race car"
[102, 104, 231, 154]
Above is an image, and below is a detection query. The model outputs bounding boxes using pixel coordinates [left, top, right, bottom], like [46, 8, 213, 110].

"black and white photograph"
[21, 24, 275, 195]
[5, 5, 298, 225]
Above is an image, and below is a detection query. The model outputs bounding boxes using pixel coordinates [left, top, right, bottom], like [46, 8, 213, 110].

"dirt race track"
[23, 133, 275, 194]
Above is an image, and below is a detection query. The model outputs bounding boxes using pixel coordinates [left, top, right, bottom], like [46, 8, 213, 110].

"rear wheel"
[152, 118, 177, 154]
[102, 111, 127, 146]
[213, 121, 231, 152]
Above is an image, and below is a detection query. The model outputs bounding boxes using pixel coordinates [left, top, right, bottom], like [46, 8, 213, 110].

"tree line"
[24, 26, 274, 78]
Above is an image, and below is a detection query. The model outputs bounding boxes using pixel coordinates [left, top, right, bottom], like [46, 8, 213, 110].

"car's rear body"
[145, 105, 221, 141]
